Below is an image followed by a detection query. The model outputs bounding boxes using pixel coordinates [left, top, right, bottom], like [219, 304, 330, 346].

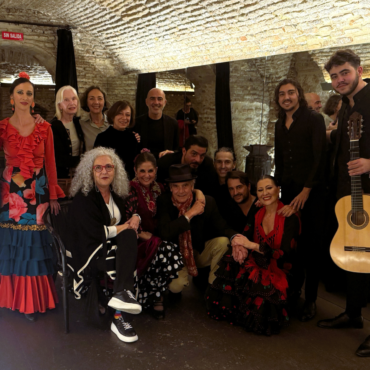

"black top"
[156, 194, 237, 254]
[157, 151, 219, 197]
[213, 183, 232, 219]
[222, 197, 259, 234]
[176, 108, 198, 135]
[274, 106, 326, 188]
[330, 81, 370, 199]
[50, 116, 85, 179]
[94, 126, 142, 180]
[134, 114, 179, 158]
[146, 116, 165, 158]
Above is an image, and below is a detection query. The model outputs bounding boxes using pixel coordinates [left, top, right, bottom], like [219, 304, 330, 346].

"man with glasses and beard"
[317, 49, 370, 358]
[274, 78, 326, 323]
[157, 135, 218, 197]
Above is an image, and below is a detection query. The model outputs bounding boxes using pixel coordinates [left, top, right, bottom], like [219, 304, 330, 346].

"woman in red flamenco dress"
[207, 175, 300, 335]
[0, 72, 65, 321]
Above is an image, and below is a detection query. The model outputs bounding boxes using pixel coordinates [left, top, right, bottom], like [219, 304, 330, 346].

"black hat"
[165, 164, 197, 183]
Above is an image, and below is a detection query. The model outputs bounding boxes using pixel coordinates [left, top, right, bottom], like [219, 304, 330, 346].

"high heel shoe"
[24, 313, 36, 322]
[150, 300, 166, 320]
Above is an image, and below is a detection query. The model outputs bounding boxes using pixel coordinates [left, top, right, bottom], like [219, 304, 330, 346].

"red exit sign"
[2, 32, 24, 41]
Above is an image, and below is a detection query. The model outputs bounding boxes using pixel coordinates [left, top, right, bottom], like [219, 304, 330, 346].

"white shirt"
[105, 195, 121, 239]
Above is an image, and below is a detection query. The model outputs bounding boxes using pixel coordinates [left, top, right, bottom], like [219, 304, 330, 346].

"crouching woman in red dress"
[0, 72, 65, 321]
[207, 175, 300, 335]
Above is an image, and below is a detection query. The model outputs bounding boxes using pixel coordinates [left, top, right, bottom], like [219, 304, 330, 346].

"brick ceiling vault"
[0, 0, 369, 74]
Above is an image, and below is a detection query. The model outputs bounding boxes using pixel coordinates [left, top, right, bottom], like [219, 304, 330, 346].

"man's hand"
[290, 187, 311, 210]
[125, 215, 140, 230]
[327, 121, 338, 131]
[159, 150, 174, 158]
[232, 244, 248, 264]
[348, 158, 370, 176]
[33, 114, 45, 124]
[133, 132, 141, 143]
[277, 205, 296, 217]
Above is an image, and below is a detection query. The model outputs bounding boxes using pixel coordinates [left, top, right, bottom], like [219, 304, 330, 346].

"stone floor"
[1, 280, 370, 370]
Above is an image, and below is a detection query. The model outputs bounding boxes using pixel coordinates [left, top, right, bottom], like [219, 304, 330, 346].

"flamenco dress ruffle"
[207, 247, 290, 336]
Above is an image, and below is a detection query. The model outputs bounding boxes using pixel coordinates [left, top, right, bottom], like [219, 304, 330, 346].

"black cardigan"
[66, 189, 128, 295]
[94, 126, 141, 180]
[50, 116, 85, 179]
[134, 113, 179, 157]
[156, 194, 237, 254]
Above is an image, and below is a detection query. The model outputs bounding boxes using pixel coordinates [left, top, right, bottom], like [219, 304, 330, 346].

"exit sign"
[2, 32, 24, 41]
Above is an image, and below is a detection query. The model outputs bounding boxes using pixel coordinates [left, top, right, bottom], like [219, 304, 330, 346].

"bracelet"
[184, 215, 190, 223]
[133, 213, 141, 224]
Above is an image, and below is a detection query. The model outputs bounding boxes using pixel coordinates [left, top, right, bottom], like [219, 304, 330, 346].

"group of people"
[0, 48, 369, 357]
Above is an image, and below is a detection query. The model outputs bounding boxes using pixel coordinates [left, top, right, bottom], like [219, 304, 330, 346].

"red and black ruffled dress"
[207, 201, 300, 336]
[0, 118, 65, 314]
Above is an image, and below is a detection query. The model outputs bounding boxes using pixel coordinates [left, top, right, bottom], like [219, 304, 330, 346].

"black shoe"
[108, 290, 142, 314]
[356, 335, 370, 357]
[111, 316, 138, 343]
[299, 301, 316, 322]
[317, 312, 363, 329]
[24, 313, 36, 322]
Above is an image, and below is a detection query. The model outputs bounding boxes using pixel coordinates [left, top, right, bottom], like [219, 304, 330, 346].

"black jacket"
[134, 114, 179, 156]
[50, 116, 85, 178]
[156, 194, 237, 254]
[157, 151, 219, 197]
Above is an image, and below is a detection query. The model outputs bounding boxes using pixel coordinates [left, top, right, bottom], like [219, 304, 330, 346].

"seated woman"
[94, 101, 141, 180]
[67, 147, 141, 343]
[207, 175, 300, 336]
[125, 151, 183, 319]
[50, 86, 85, 180]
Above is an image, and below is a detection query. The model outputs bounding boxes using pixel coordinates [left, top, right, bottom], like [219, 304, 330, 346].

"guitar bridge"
[344, 246, 370, 252]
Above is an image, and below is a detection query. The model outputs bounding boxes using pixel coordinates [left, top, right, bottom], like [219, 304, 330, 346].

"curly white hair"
[70, 147, 130, 198]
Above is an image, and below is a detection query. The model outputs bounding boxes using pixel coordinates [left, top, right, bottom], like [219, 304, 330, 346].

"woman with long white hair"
[67, 147, 141, 343]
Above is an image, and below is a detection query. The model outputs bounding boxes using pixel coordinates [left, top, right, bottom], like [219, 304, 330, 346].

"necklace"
[107, 194, 117, 226]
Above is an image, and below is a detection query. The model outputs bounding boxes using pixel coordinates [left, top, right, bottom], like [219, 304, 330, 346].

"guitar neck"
[350, 139, 363, 211]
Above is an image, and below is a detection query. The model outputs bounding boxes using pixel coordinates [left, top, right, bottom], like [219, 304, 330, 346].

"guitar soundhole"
[347, 210, 369, 230]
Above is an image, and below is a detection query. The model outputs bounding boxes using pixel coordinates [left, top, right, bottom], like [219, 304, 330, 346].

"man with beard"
[134, 88, 179, 159]
[305, 92, 323, 113]
[317, 49, 370, 357]
[157, 135, 218, 196]
[274, 79, 326, 322]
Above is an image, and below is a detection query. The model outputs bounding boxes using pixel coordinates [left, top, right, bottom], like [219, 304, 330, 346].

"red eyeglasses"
[93, 164, 115, 172]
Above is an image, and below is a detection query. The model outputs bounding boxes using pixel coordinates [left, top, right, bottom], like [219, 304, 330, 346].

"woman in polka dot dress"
[125, 151, 183, 319]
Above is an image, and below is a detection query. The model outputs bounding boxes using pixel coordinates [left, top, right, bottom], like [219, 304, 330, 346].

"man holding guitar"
[318, 49, 370, 357]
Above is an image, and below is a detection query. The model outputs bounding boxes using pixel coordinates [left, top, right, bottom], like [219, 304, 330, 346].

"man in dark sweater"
[157, 135, 218, 197]
[156, 164, 237, 293]
[274, 78, 326, 322]
[134, 88, 179, 158]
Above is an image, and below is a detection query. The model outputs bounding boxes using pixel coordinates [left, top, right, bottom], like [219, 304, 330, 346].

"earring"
[31, 102, 35, 114]
[10, 98, 14, 112]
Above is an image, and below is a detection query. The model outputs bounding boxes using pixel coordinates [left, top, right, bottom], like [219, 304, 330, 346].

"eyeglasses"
[93, 164, 115, 173]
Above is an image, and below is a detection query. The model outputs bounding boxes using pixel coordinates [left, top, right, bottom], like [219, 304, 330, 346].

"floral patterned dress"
[207, 202, 300, 336]
[125, 179, 183, 308]
[0, 118, 65, 314]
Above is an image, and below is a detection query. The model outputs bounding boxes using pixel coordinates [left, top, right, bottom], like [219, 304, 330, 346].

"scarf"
[172, 192, 198, 277]
[131, 178, 162, 217]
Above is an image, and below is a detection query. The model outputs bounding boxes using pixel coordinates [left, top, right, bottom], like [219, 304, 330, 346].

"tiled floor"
[1, 280, 369, 370]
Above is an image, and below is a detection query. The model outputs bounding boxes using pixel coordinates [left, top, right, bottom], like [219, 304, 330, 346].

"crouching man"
[156, 164, 237, 294]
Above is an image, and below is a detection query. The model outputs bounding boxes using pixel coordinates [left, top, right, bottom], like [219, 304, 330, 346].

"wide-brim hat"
[165, 164, 197, 183]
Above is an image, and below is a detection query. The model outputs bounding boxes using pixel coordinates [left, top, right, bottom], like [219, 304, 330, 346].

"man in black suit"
[156, 164, 237, 293]
[157, 135, 218, 196]
[134, 88, 179, 158]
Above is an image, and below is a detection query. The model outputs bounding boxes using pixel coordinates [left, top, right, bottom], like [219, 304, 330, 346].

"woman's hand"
[232, 244, 248, 264]
[159, 150, 174, 158]
[116, 223, 131, 235]
[133, 132, 141, 143]
[193, 189, 205, 205]
[277, 205, 296, 217]
[50, 200, 60, 215]
[290, 187, 311, 210]
[232, 234, 260, 252]
[125, 215, 140, 230]
[139, 231, 152, 241]
[33, 114, 45, 124]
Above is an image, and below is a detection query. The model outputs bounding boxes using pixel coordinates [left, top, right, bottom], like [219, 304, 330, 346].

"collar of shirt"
[80, 112, 109, 129]
[342, 79, 370, 106]
[278, 105, 305, 129]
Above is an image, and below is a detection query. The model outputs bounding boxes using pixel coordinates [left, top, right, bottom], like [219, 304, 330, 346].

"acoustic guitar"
[330, 112, 370, 273]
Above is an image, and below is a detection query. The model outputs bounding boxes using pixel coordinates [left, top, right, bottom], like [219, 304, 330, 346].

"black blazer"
[134, 114, 179, 154]
[50, 116, 85, 178]
[156, 194, 237, 254]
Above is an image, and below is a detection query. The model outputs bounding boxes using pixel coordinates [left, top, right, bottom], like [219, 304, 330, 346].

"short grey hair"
[70, 147, 129, 198]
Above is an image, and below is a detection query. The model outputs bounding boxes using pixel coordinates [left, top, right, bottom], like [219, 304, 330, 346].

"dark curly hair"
[324, 49, 361, 73]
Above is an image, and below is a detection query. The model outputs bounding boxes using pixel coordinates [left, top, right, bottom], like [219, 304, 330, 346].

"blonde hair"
[55, 85, 81, 120]
[70, 147, 129, 198]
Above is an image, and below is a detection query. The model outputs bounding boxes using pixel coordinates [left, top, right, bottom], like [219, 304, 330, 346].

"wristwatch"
[133, 213, 141, 224]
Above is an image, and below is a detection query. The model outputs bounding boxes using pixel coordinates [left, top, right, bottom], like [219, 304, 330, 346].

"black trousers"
[113, 229, 138, 294]
[281, 183, 325, 302]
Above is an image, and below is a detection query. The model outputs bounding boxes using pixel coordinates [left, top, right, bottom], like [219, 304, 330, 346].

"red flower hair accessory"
[19, 72, 30, 80]
[134, 148, 151, 164]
